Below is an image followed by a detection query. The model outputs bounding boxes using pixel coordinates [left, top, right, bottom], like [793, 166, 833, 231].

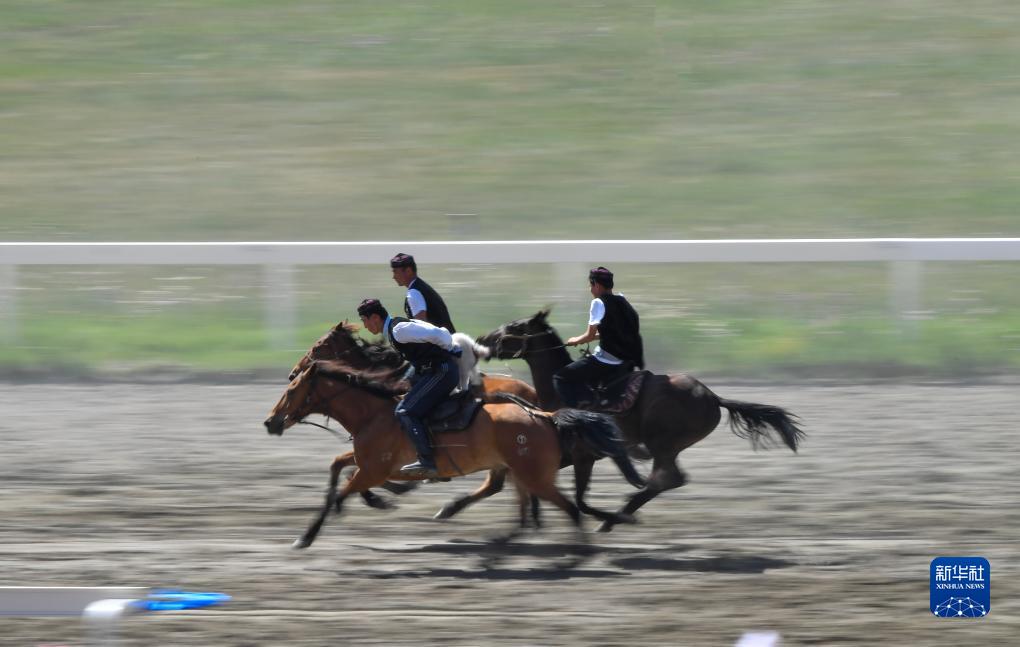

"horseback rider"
[357, 298, 461, 479]
[390, 252, 456, 333]
[554, 266, 644, 409]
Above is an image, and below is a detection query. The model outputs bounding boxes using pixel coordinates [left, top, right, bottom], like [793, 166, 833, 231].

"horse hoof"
[596, 521, 615, 533]
[364, 498, 393, 511]
[617, 513, 638, 525]
[292, 537, 312, 550]
[433, 504, 457, 521]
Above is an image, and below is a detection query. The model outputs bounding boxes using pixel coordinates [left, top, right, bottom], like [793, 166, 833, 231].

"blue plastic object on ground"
[132, 590, 231, 612]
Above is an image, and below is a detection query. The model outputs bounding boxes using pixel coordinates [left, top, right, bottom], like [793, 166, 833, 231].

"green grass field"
[2, 1, 1019, 241]
[1, 1, 1018, 375]
[2, 262, 1018, 377]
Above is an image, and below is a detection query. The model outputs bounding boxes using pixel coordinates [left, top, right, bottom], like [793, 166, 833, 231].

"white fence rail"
[2, 238, 1020, 264]
[2, 239, 1019, 347]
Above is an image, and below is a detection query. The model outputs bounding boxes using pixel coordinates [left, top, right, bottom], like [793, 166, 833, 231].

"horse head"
[266, 363, 323, 436]
[287, 321, 372, 381]
[268, 360, 408, 436]
[288, 321, 354, 380]
[477, 308, 559, 360]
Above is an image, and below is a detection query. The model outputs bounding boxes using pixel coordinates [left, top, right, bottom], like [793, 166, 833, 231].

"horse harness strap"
[298, 418, 351, 442]
[496, 330, 567, 359]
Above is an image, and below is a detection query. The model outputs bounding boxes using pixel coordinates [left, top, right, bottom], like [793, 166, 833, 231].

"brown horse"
[476, 309, 806, 532]
[289, 322, 645, 526]
[264, 360, 630, 548]
[287, 322, 539, 514]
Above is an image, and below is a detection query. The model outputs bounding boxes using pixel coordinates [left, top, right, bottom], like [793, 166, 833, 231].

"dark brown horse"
[264, 360, 633, 548]
[475, 309, 806, 532]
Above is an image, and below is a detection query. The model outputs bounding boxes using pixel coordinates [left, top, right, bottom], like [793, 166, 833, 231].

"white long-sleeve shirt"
[405, 278, 427, 317]
[383, 315, 454, 350]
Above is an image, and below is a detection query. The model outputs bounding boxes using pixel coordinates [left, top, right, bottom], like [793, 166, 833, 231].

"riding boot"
[398, 417, 438, 478]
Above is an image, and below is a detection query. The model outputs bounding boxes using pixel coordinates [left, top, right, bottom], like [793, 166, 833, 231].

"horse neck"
[311, 381, 391, 436]
[523, 341, 570, 410]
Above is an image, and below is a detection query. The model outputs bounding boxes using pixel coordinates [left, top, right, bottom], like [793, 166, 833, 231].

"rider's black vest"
[405, 277, 456, 333]
[387, 317, 452, 370]
[596, 293, 644, 369]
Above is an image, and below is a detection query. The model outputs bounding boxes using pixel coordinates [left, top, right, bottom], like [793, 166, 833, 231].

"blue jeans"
[394, 359, 460, 465]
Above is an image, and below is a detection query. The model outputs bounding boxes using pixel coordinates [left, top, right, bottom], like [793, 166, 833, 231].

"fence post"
[262, 264, 296, 350]
[890, 260, 922, 333]
[0, 264, 16, 344]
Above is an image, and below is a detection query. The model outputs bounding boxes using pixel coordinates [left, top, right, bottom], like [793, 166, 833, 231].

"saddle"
[425, 389, 484, 433]
[591, 370, 648, 414]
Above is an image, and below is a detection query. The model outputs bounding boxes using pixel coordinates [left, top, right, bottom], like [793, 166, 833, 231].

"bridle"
[493, 328, 568, 359]
[291, 369, 360, 442]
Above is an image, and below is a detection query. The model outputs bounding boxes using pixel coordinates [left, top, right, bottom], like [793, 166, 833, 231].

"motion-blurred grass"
[1, 1, 1019, 240]
[2, 263, 1018, 377]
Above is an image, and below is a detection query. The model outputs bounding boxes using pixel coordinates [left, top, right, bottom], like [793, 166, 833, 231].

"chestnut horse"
[264, 360, 629, 548]
[476, 309, 806, 532]
[287, 322, 539, 514]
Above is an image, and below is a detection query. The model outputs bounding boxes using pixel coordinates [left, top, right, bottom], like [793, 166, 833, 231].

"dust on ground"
[1, 382, 1017, 646]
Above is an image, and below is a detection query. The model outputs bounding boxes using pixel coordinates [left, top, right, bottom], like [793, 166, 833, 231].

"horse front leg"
[294, 454, 350, 549]
[323, 451, 395, 511]
[597, 454, 687, 533]
[572, 451, 637, 527]
[433, 468, 507, 520]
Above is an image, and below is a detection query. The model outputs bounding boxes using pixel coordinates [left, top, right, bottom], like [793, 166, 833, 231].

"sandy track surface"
[1, 382, 1017, 646]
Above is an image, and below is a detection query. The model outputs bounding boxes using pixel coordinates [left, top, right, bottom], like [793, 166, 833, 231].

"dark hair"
[389, 252, 416, 272]
[588, 266, 614, 289]
[356, 298, 388, 320]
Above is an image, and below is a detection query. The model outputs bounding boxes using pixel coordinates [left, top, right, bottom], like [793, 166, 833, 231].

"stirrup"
[399, 460, 438, 478]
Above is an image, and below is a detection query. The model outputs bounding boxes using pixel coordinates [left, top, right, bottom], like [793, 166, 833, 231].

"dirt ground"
[1, 380, 1017, 646]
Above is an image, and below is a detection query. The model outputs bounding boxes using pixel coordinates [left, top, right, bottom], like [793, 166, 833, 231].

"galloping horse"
[475, 309, 806, 532]
[264, 360, 632, 548]
[289, 323, 646, 526]
[287, 322, 539, 514]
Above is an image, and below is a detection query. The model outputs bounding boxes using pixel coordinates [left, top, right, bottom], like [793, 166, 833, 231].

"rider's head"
[390, 252, 417, 287]
[588, 266, 614, 296]
[357, 298, 389, 334]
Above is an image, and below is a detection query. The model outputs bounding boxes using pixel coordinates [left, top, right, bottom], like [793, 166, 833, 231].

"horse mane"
[321, 323, 405, 369]
[313, 360, 409, 399]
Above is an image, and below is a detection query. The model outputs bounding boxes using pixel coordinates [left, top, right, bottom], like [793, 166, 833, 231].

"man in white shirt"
[555, 267, 644, 408]
[357, 298, 461, 478]
[389, 252, 457, 333]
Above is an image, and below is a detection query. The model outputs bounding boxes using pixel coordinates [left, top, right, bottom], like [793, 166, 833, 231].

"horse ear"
[531, 308, 551, 323]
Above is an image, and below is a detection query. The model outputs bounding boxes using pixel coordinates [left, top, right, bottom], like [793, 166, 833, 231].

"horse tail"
[550, 409, 646, 489]
[717, 398, 805, 453]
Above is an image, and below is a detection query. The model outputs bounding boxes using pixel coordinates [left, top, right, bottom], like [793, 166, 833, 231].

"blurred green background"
[1, 1, 1018, 377]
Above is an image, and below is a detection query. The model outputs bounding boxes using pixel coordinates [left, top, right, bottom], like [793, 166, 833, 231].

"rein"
[298, 418, 351, 442]
[495, 330, 567, 359]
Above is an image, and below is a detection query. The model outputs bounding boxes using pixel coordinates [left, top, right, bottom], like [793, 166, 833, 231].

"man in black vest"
[390, 252, 456, 333]
[357, 298, 461, 478]
[554, 266, 644, 408]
